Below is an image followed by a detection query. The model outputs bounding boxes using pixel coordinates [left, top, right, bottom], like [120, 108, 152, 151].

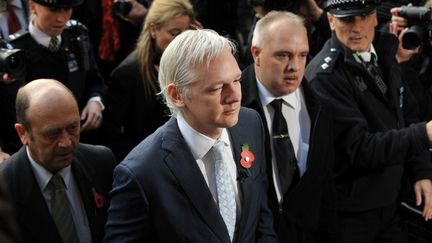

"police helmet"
[324, 0, 380, 18]
[32, 0, 84, 8]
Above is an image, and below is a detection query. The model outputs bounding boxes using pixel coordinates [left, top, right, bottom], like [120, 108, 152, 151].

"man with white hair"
[104, 29, 277, 243]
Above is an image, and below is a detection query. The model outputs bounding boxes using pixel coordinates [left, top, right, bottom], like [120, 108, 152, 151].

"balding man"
[0, 79, 116, 243]
[241, 11, 337, 243]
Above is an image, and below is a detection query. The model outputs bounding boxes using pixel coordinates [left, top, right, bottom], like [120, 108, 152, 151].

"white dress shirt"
[256, 78, 311, 202]
[27, 147, 92, 243]
[177, 113, 241, 215]
[29, 21, 61, 48]
[353, 44, 378, 63]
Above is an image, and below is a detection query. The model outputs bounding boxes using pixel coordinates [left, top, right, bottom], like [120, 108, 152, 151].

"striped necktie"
[368, 53, 388, 94]
[48, 37, 60, 52]
[51, 173, 79, 243]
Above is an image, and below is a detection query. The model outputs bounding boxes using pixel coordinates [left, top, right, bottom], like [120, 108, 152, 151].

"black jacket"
[1, 20, 106, 154]
[101, 51, 170, 161]
[241, 65, 338, 243]
[0, 144, 116, 243]
[305, 31, 432, 212]
[9, 20, 106, 108]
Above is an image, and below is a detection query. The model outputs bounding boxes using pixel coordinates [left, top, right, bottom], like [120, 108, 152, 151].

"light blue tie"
[212, 140, 236, 241]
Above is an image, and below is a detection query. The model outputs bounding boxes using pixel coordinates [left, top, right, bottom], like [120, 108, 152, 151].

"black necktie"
[270, 99, 300, 196]
[366, 53, 387, 94]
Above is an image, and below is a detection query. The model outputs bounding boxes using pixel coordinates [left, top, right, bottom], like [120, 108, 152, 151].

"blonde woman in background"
[101, 0, 199, 161]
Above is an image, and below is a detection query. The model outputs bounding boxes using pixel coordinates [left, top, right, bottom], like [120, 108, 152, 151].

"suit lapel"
[71, 156, 98, 240]
[227, 119, 262, 241]
[161, 118, 231, 242]
[302, 81, 320, 123]
[13, 147, 62, 242]
[241, 66, 279, 210]
[228, 126, 250, 238]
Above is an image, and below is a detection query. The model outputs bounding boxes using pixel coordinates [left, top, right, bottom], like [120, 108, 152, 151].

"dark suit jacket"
[104, 107, 277, 243]
[0, 181, 21, 243]
[241, 65, 338, 243]
[0, 143, 116, 243]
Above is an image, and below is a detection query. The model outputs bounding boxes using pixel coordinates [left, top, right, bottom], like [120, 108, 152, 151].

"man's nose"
[57, 131, 72, 148]
[224, 82, 242, 104]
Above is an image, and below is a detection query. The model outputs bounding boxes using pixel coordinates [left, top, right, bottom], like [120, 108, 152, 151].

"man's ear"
[14, 123, 28, 145]
[327, 12, 335, 31]
[29, 0, 36, 14]
[166, 83, 185, 108]
[251, 46, 261, 66]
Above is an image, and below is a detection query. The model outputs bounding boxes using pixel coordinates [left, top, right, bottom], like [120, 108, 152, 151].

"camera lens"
[7, 56, 21, 70]
[0, 49, 26, 79]
[402, 25, 424, 50]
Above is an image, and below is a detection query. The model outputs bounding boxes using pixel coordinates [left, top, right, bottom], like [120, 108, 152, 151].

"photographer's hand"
[391, 26, 420, 63]
[81, 100, 103, 132]
[300, 0, 323, 22]
[1, 73, 16, 84]
[124, 0, 148, 26]
[414, 179, 432, 221]
[389, 7, 420, 63]
[0, 147, 10, 163]
[390, 6, 409, 35]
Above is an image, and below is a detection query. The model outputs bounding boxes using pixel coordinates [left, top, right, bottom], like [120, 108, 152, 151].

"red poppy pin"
[240, 144, 254, 177]
[92, 188, 105, 209]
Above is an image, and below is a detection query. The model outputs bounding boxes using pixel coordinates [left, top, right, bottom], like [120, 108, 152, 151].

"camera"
[399, 6, 432, 50]
[112, 0, 132, 19]
[0, 39, 26, 80]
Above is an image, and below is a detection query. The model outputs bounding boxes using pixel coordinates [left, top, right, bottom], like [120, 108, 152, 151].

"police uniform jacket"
[305, 31, 432, 212]
[0, 20, 107, 153]
[9, 20, 106, 109]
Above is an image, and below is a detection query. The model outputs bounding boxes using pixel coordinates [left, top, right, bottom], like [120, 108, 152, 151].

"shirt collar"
[256, 76, 299, 110]
[353, 44, 378, 63]
[177, 113, 230, 160]
[26, 146, 72, 191]
[29, 21, 61, 47]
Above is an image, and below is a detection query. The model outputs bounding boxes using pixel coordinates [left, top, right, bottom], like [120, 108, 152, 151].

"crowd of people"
[1, 0, 432, 242]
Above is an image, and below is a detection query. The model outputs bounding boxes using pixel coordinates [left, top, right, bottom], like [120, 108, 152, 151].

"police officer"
[305, 0, 432, 242]
[1, 0, 106, 154]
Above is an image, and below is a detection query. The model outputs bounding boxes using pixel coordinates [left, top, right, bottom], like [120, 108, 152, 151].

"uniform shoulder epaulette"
[8, 30, 30, 42]
[65, 19, 88, 31]
[316, 48, 341, 74]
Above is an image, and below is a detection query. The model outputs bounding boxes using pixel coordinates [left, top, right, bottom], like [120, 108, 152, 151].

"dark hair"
[15, 88, 31, 132]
